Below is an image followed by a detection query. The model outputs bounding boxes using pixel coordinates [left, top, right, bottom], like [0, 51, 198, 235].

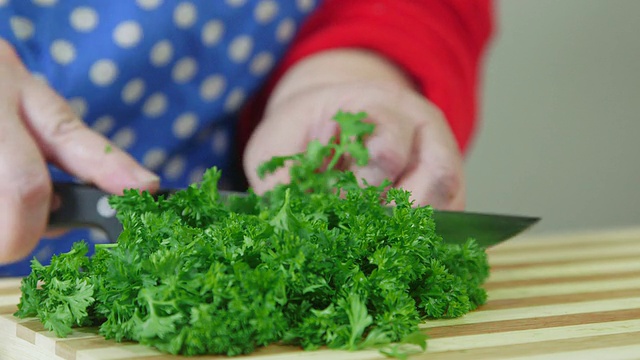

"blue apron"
[0, 0, 318, 276]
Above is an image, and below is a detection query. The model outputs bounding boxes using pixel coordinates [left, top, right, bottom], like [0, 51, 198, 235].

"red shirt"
[240, 0, 495, 155]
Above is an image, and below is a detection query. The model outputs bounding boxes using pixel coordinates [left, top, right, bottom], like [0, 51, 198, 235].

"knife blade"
[48, 182, 539, 247]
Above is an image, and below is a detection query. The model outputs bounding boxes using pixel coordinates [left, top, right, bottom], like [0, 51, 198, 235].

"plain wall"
[465, 0, 640, 235]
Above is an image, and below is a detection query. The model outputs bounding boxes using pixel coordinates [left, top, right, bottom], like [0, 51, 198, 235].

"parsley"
[104, 144, 112, 154]
[15, 110, 489, 357]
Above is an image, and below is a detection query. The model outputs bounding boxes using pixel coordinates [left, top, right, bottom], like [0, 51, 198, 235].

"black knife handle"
[49, 182, 123, 243]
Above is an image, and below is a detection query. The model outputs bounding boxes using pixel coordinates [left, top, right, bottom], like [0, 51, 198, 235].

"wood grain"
[1, 227, 639, 360]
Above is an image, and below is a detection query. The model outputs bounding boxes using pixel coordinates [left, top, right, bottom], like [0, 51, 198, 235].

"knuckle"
[0, 168, 51, 214]
[19, 78, 86, 142]
[427, 105, 446, 124]
[31, 98, 85, 142]
[366, 134, 411, 182]
[14, 169, 52, 209]
[431, 163, 464, 207]
[369, 146, 405, 181]
[49, 112, 84, 140]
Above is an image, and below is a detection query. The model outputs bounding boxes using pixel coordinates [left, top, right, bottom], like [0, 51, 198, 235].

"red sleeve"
[238, 0, 495, 156]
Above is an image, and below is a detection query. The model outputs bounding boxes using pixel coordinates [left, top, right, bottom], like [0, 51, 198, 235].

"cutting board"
[2, 228, 640, 360]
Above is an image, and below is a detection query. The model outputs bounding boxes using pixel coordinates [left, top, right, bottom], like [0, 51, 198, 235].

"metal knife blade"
[432, 210, 539, 248]
[48, 182, 539, 247]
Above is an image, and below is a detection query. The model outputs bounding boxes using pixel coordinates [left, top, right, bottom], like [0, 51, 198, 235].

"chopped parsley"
[15, 110, 489, 357]
[104, 144, 112, 154]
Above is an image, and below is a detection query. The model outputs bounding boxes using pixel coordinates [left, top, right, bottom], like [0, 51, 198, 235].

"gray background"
[465, 0, 640, 235]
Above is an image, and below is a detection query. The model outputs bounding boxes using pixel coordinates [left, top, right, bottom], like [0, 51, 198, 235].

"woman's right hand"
[0, 39, 159, 264]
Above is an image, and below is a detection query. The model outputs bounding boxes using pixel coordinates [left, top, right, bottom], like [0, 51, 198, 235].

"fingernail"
[133, 168, 160, 188]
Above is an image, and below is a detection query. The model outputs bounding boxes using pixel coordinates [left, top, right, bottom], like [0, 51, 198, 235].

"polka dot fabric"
[0, 0, 318, 276]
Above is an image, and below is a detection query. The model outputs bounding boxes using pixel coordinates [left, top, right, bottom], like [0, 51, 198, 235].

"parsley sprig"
[15, 111, 489, 357]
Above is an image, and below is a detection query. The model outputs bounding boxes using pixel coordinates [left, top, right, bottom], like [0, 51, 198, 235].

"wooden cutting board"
[2, 228, 640, 360]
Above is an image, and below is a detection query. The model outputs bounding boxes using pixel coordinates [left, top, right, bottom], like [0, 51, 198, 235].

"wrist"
[265, 49, 417, 114]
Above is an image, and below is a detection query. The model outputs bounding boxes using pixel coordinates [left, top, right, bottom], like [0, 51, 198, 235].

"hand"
[243, 49, 464, 210]
[0, 40, 159, 264]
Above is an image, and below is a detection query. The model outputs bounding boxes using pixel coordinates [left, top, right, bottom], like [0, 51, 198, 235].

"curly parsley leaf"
[15, 110, 490, 358]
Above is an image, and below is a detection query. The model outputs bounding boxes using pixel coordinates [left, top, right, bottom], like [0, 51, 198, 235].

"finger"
[0, 41, 50, 263]
[394, 120, 465, 210]
[244, 107, 338, 194]
[0, 99, 51, 264]
[20, 76, 159, 194]
[348, 114, 415, 187]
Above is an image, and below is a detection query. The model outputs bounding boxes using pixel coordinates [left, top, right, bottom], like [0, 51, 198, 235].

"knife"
[48, 182, 539, 247]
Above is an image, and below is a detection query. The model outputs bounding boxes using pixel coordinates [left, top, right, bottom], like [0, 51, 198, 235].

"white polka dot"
[211, 129, 229, 156]
[70, 7, 98, 32]
[296, 0, 315, 12]
[150, 40, 173, 67]
[224, 87, 245, 113]
[89, 59, 118, 86]
[254, 0, 278, 24]
[143, 148, 167, 170]
[68, 97, 88, 118]
[172, 112, 198, 139]
[0, 0, 8, 7]
[136, 0, 162, 10]
[201, 20, 224, 46]
[200, 75, 226, 101]
[10, 16, 34, 40]
[189, 166, 205, 184]
[276, 18, 296, 43]
[97, 195, 116, 218]
[163, 156, 186, 180]
[89, 229, 109, 243]
[112, 127, 136, 149]
[121, 78, 145, 104]
[226, 0, 246, 7]
[173, 2, 197, 29]
[113, 21, 143, 48]
[92, 115, 115, 134]
[249, 51, 274, 76]
[143, 92, 168, 117]
[50, 40, 76, 65]
[228, 35, 253, 63]
[172, 57, 197, 83]
[32, 0, 57, 6]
